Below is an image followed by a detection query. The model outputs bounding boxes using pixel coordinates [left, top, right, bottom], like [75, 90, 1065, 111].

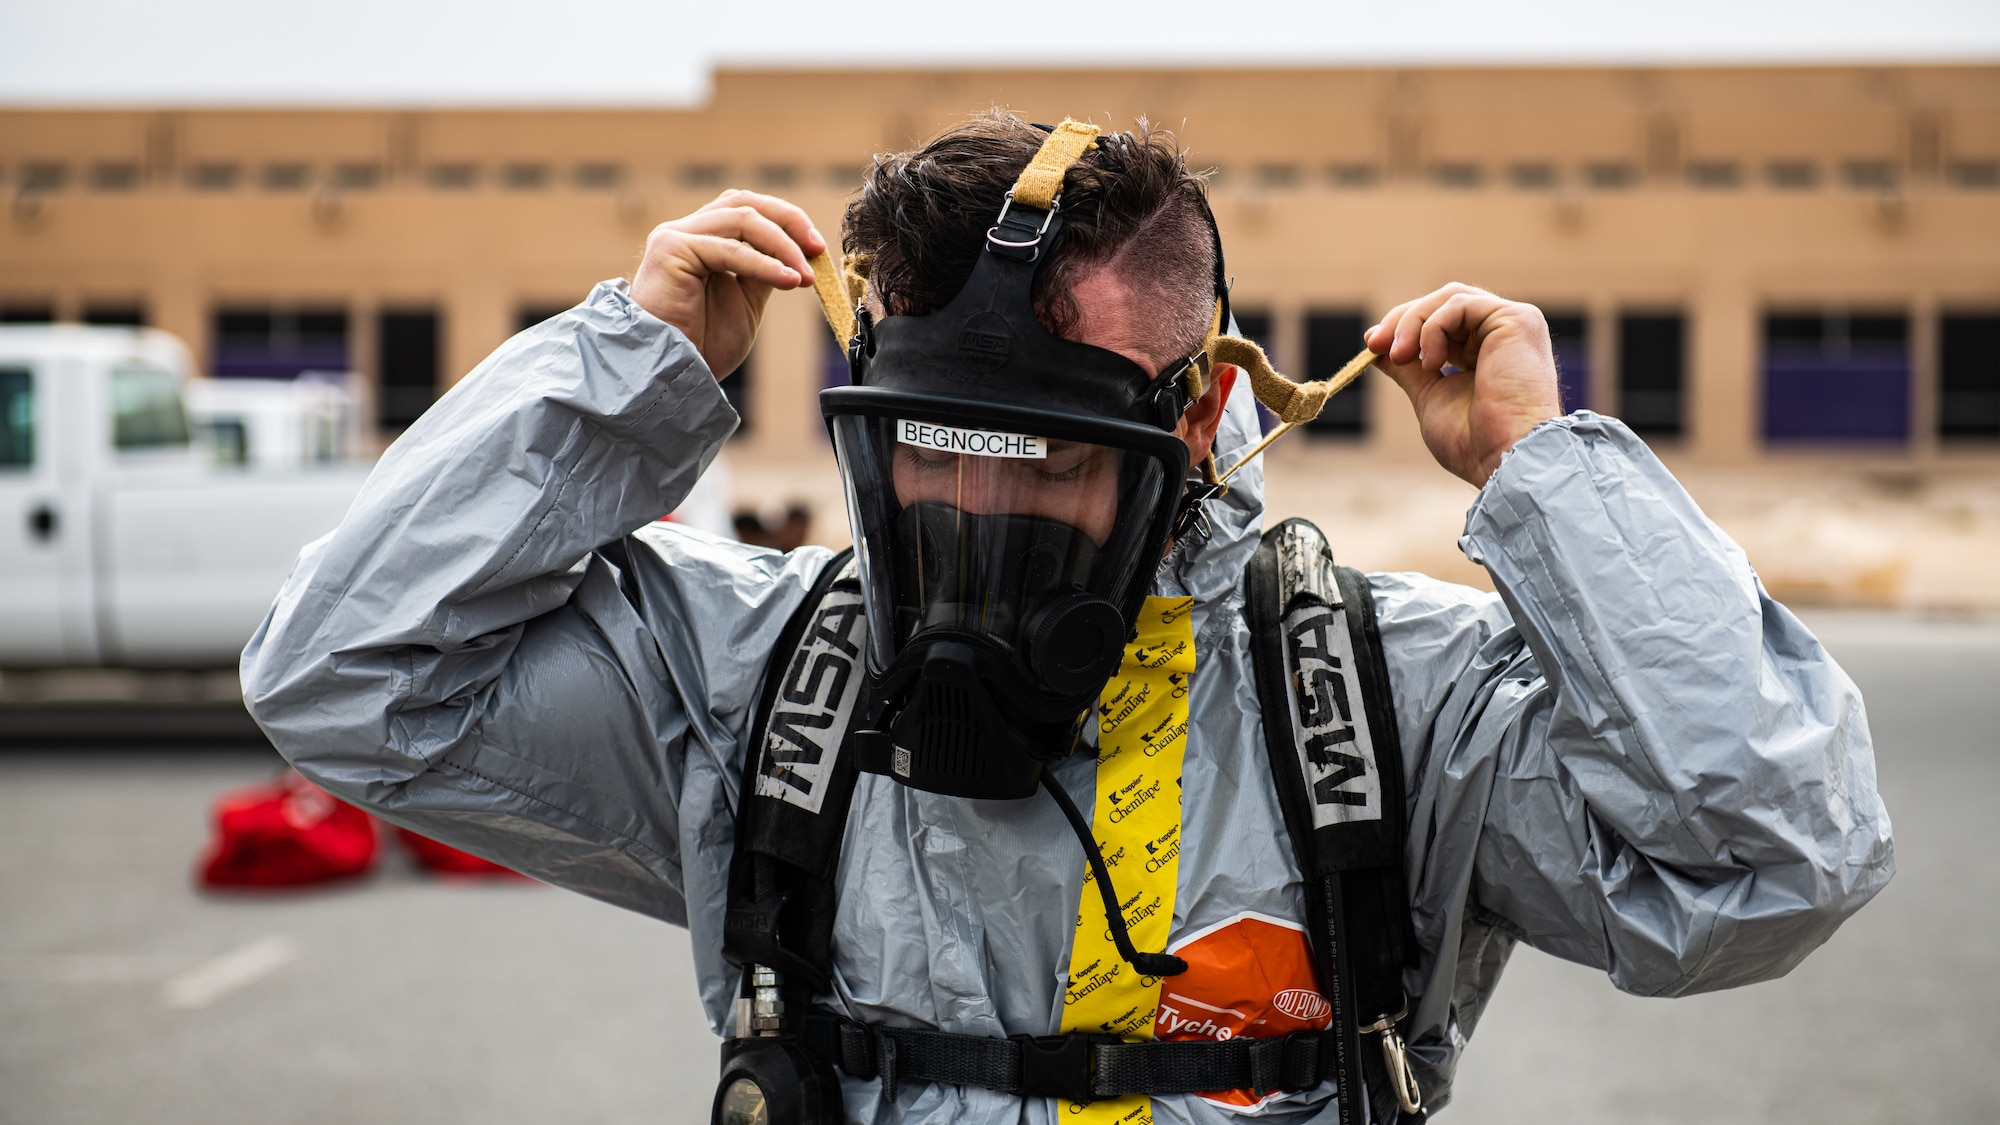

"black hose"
[1039, 770, 1188, 978]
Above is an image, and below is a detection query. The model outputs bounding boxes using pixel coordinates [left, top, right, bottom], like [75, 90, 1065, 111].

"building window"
[377, 309, 440, 428]
[187, 162, 241, 191]
[756, 165, 800, 189]
[1617, 312, 1685, 439]
[1253, 164, 1301, 189]
[683, 164, 727, 188]
[1686, 161, 1742, 189]
[1507, 162, 1558, 189]
[1304, 311, 1369, 438]
[261, 163, 311, 191]
[515, 304, 571, 333]
[20, 163, 68, 193]
[1767, 161, 1820, 190]
[721, 345, 753, 434]
[90, 162, 142, 192]
[1947, 161, 1998, 190]
[213, 307, 350, 380]
[575, 162, 623, 189]
[84, 303, 146, 327]
[821, 328, 850, 392]
[1231, 309, 1275, 361]
[502, 163, 550, 190]
[0, 367, 31, 468]
[1583, 162, 1636, 190]
[1230, 309, 1278, 431]
[0, 302, 55, 324]
[1939, 313, 2000, 440]
[1762, 310, 1909, 443]
[331, 163, 383, 190]
[1325, 163, 1378, 188]
[824, 164, 868, 190]
[1546, 312, 1591, 412]
[427, 164, 479, 190]
[1429, 163, 1482, 189]
[1842, 160, 1898, 190]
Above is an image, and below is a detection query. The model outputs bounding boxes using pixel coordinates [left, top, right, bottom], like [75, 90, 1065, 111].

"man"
[242, 115, 1893, 1124]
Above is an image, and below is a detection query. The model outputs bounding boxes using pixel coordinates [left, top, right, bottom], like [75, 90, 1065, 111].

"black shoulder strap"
[1246, 518, 1419, 1125]
[722, 549, 867, 995]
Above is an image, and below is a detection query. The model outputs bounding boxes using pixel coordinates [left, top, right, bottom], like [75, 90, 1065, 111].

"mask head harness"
[813, 120, 1375, 804]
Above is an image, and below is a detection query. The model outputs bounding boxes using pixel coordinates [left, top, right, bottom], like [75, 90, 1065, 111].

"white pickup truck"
[0, 326, 370, 668]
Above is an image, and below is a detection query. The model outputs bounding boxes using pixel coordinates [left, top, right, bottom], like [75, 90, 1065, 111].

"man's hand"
[1363, 283, 1564, 487]
[629, 190, 827, 380]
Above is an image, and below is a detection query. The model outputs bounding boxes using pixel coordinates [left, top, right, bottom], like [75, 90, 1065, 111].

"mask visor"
[828, 404, 1182, 717]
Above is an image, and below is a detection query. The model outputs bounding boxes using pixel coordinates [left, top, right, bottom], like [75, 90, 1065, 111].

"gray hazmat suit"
[241, 279, 1895, 1123]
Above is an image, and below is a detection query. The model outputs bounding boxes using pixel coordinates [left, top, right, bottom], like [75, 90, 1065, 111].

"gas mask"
[819, 126, 1210, 803]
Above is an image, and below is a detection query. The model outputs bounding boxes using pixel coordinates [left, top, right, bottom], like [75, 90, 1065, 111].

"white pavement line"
[161, 934, 297, 1010]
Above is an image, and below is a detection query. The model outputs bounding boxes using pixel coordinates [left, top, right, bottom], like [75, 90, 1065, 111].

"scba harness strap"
[722, 519, 1423, 1123]
[802, 1009, 1339, 1105]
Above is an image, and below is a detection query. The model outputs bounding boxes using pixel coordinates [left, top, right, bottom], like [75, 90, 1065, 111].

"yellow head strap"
[1011, 119, 1101, 209]
[808, 250, 857, 348]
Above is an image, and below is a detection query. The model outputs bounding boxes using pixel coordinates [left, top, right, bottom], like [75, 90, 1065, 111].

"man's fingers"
[1369, 283, 1498, 368]
[666, 207, 814, 285]
[675, 232, 804, 290]
[692, 189, 827, 260]
[1418, 292, 1508, 372]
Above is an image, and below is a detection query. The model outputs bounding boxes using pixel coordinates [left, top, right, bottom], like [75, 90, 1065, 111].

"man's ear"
[1174, 362, 1240, 467]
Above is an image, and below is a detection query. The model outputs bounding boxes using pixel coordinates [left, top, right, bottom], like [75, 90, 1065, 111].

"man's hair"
[844, 111, 1217, 369]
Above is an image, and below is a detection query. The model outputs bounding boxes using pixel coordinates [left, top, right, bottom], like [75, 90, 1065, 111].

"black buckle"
[833, 1019, 877, 1080]
[1277, 1029, 1329, 1093]
[1172, 480, 1225, 543]
[1010, 1032, 1101, 1103]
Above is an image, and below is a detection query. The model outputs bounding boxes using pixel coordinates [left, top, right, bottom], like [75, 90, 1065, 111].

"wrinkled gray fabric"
[243, 279, 1894, 1122]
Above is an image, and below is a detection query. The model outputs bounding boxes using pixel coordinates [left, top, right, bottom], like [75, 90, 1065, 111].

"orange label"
[1155, 912, 1330, 1111]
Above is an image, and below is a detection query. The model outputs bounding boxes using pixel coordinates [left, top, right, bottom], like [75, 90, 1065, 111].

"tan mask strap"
[1012, 119, 1102, 209]
[1209, 341, 1378, 486]
[807, 248, 858, 348]
[1186, 290, 1376, 485]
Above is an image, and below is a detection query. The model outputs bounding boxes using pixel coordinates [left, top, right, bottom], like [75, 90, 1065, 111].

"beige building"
[3, 63, 1998, 470]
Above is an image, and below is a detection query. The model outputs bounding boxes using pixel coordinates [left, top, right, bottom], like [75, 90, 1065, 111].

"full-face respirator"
[821, 125, 1206, 803]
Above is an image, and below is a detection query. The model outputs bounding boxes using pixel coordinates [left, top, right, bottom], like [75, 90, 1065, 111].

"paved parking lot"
[2, 610, 1995, 1124]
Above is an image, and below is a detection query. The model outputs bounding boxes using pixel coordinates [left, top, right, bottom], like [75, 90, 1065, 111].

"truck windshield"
[111, 363, 191, 450]
[0, 368, 29, 468]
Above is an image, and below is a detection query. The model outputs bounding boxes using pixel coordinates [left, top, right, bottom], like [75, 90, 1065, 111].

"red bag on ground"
[196, 769, 378, 888]
[394, 827, 526, 878]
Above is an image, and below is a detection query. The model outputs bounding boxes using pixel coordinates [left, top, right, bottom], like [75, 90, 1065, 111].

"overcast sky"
[3, 0, 1996, 106]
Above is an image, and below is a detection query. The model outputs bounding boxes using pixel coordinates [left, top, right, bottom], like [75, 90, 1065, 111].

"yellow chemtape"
[1058, 595, 1196, 1125]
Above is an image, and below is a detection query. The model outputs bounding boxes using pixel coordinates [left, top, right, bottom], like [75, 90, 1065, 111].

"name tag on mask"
[896, 419, 1047, 459]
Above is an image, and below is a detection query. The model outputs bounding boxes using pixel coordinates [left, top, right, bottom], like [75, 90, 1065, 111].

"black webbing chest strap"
[801, 1010, 1339, 1105]
[1245, 519, 1421, 1125]
[721, 550, 867, 994]
[721, 522, 1420, 1122]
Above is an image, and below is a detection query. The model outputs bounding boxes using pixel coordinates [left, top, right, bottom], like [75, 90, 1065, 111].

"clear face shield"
[824, 394, 1187, 799]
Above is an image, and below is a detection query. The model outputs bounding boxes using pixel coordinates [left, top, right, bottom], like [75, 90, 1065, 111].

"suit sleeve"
[1378, 412, 1894, 998]
[240, 279, 828, 926]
